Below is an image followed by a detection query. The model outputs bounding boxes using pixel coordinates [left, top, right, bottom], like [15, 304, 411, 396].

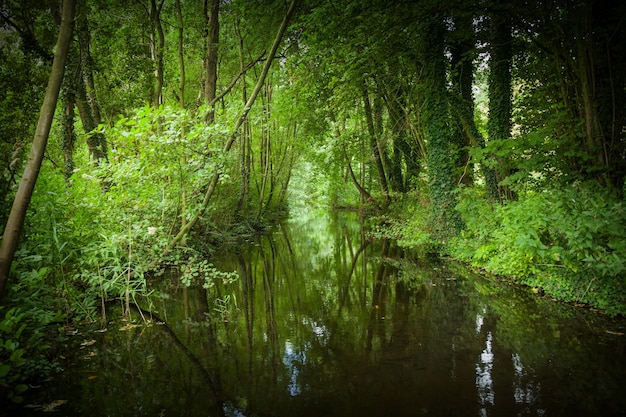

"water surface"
[12, 213, 626, 416]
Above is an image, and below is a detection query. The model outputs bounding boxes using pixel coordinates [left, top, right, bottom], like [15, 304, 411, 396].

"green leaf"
[0, 363, 10, 378]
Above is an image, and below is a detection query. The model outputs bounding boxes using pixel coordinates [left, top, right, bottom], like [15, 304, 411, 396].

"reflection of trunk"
[237, 251, 255, 406]
[365, 238, 389, 357]
[337, 240, 371, 312]
[131, 304, 224, 414]
[0, 0, 76, 300]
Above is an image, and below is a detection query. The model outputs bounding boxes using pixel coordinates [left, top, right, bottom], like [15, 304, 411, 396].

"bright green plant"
[451, 181, 626, 315]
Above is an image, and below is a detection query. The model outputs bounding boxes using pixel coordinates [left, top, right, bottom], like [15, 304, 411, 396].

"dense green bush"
[451, 182, 626, 315]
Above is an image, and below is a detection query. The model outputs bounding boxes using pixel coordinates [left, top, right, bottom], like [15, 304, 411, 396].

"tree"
[0, 0, 76, 300]
[203, 0, 219, 123]
[157, 0, 298, 260]
[418, 9, 463, 239]
[150, 0, 165, 107]
[487, 1, 514, 201]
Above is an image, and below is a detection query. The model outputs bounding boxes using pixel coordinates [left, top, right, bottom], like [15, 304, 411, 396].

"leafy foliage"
[452, 182, 626, 315]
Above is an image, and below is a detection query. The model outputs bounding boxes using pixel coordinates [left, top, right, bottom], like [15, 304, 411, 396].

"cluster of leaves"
[451, 182, 626, 315]
[0, 306, 64, 403]
[177, 254, 238, 290]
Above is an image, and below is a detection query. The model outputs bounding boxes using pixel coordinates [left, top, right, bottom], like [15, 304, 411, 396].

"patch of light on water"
[303, 317, 329, 345]
[512, 353, 545, 415]
[223, 400, 247, 417]
[475, 307, 486, 334]
[283, 340, 306, 397]
[476, 331, 495, 416]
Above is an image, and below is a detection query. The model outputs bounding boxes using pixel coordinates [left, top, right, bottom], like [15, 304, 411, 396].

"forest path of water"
[9, 213, 626, 417]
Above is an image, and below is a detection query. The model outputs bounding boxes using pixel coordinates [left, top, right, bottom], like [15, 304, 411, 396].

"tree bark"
[0, 0, 76, 300]
[76, 0, 107, 162]
[204, 0, 219, 124]
[235, 17, 251, 217]
[419, 13, 463, 240]
[488, 5, 514, 201]
[362, 84, 389, 199]
[175, 0, 185, 109]
[150, 0, 165, 107]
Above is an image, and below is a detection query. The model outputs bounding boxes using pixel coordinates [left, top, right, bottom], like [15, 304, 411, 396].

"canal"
[12, 212, 626, 416]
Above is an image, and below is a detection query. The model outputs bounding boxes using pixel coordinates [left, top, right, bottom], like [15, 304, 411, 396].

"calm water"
[10, 212, 626, 416]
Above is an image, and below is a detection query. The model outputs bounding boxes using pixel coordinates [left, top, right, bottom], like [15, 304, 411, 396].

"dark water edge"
[5, 212, 626, 417]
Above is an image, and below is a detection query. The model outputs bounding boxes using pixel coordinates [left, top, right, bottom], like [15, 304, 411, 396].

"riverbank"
[369, 183, 626, 317]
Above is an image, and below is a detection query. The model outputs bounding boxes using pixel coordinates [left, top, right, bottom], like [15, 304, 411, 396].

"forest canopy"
[0, 0, 625, 400]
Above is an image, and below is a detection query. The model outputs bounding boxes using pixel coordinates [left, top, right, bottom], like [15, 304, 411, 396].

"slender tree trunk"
[0, 0, 76, 300]
[61, 48, 80, 180]
[77, 1, 102, 125]
[235, 18, 251, 217]
[488, 6, 514, 201]
[150, 0, 165, 107]
[175, 0, 185, 109]
[62, 80, 77, 180]
[76, 1, 107, 162]
[450, 11, 497, 198]
[362, 84, 389, 199]
[204, 0, 219, 124]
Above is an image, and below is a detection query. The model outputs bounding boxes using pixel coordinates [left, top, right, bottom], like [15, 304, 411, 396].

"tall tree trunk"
[0, 0, 76, 300]
[204, 0, 219, 124]
[175, 0, 185, 109]
[488, 5, 514, 201]
[419, 13, 463, 240]
[450, 11, 498, 199]
[362, 84, 389, 200]
[235, 18, 251, 217]
[76, 1, 107, 162]
[150, 0, 165, 107]
[77, 1, 102, 125]
[62, 83, 76, 179]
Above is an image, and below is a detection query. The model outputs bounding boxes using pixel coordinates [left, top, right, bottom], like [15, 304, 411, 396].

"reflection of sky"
[282, 319, 328, 397]
[512, 353, 545, 415]
[476, 331, 495, 417]
[283, 340, 306, 397]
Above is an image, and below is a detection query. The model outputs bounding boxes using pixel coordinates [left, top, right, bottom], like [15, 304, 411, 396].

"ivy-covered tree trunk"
[449, 10, 498, 198]
[419, 13, 463, 241]
[0, 0, 76, 300]
[488, 5, 514, 201]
